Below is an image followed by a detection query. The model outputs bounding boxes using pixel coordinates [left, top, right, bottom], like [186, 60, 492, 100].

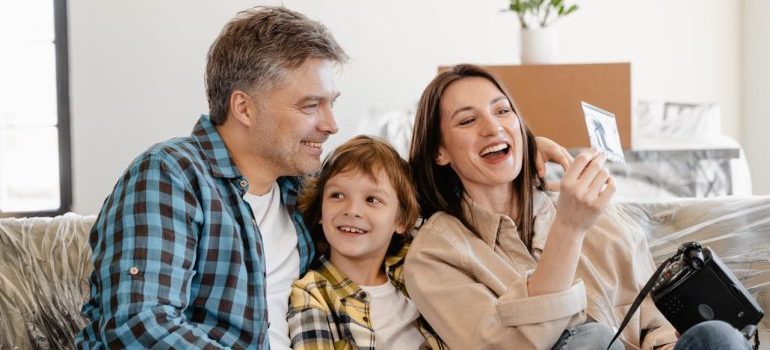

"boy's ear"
[395, 222, 407, 235]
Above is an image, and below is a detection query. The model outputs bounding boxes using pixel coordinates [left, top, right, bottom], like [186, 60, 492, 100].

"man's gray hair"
[205, 6, 348, 124]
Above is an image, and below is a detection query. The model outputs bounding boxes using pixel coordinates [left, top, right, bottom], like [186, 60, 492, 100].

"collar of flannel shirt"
[192, 114, 242, 179]
[191, 114, 306, 218]
[315, 242, 411, 300]
[310, 243, 447, 349]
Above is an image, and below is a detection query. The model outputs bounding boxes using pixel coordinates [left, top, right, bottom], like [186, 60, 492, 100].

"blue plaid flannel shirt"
[76, 115, 315, 349]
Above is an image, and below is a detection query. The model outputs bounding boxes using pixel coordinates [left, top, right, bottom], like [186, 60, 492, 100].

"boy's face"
[321, 168, 406, 268]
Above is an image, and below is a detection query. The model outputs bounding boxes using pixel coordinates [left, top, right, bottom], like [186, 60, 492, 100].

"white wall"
[69, 0, 743, 214]
[742, 0, 770, 195]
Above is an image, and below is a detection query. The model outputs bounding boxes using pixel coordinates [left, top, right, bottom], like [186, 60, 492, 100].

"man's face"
[248, 58, 340, 177]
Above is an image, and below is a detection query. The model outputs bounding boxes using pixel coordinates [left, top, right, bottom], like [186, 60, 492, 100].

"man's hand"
[534, 136, 573, 190]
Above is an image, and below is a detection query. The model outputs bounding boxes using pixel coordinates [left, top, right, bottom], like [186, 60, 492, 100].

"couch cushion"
[0, 213, 95, 350]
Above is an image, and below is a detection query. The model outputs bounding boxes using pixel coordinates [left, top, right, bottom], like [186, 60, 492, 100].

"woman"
[404, 64, 752, 350]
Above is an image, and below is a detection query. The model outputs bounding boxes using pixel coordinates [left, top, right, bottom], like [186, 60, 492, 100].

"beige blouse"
[404, 191, 677, 350]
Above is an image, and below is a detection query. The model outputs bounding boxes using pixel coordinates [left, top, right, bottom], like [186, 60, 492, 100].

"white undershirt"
[359, 280, 425, 350]
[243, 183, 299, 350]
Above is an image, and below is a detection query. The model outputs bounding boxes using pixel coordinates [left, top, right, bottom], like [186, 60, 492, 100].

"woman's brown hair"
[409, 64, 545, 250]
[299, 135, 419, 258]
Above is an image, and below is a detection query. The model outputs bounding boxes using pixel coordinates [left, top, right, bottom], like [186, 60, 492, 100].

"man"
[77, 7, 347, 349]
[76, 6, 571, 349]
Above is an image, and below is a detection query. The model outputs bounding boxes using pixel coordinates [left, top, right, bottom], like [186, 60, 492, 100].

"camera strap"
[606, 253, 680, 350]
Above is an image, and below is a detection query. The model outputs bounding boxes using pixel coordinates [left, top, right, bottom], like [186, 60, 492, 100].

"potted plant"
[506, 0, 579, 64]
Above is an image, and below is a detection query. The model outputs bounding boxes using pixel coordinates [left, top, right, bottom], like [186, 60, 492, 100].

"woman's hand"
[528, 149, 613, 296]
[553, 149, 615, 235]
[534, 136, 573, 190]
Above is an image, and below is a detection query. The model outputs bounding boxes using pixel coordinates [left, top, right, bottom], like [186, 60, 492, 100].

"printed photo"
[581, 101, 626, 163]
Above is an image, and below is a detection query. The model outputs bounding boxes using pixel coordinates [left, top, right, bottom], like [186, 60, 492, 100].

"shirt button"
[129, 267, 139, 275]
[362, 316, 369, 323]
[239, 180, 248, 188]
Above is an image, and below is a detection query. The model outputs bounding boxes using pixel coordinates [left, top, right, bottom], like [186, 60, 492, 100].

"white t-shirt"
[359, 280, 425, 350]
[243, 183, 300, 350]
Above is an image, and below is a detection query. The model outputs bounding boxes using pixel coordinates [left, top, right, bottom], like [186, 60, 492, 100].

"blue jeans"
[551, 322, 624, 350]
[675, 320, 753, 350]
[553, 320, 753, 350]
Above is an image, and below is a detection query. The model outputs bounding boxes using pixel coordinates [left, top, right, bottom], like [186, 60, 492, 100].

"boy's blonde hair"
[299, 135, 419, 257]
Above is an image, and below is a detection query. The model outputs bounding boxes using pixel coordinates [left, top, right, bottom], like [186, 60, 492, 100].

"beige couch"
[1, 197, 768, 349]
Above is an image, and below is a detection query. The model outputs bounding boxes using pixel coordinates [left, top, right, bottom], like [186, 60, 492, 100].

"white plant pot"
[520, 27, 558, 64]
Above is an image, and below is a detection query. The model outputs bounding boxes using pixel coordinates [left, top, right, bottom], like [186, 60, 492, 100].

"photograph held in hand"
[582, 101, 626, 164]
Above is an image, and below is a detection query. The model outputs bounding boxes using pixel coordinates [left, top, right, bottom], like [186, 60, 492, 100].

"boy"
[288, 135, 446, 349]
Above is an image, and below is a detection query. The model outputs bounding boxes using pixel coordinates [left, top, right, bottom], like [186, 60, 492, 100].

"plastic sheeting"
[629, 100, 753, 197]
[619, 196, 770, 331]
[0, 213, 94, 350]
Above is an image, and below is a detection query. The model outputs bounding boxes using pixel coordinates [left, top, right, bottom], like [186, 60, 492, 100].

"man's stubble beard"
[255, 129, 318, 178]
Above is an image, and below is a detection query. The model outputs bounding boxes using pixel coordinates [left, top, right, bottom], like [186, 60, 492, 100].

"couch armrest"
[0, 213, 96, 349]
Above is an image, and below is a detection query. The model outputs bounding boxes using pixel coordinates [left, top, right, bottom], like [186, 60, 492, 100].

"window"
[0, 0, 71, 218]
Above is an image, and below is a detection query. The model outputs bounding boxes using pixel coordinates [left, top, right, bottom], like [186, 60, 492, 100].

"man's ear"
[435, 146, 450, 166]
[229, 90, 257, 127]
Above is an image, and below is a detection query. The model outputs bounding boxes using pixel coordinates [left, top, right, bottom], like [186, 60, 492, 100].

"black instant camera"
[651, 242, 764, 337]
[610, 242, 765, 349]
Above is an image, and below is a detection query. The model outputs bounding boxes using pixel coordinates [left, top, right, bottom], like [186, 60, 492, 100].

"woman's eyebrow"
[490, 95, 508, 105]
[451, 95, 509, 119]
[450, 106, 474, 120]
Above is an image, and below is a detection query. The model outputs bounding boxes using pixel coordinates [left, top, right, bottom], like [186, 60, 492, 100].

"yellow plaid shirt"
[287, 244, 447, 350]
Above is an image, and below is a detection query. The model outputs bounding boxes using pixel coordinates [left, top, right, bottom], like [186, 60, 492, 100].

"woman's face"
[436, 77, 524, 191]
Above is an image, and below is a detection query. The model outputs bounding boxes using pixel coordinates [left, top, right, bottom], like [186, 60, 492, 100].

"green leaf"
[563, 4, 578, 16]
[509, 0, 578, 27]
